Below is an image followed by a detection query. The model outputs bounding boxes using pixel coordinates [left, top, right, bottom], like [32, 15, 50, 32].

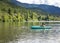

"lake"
[0, 22, 60, 43]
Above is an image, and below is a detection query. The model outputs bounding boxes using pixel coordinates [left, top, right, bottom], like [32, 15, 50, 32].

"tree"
[38, 16, 41, 21]
[45, 15, 49, 21]
[2, 16, 5, 22]
[8, 8, 11, 15]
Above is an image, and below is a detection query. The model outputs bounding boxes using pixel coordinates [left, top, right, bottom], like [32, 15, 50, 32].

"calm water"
[0, 22, 60, 43]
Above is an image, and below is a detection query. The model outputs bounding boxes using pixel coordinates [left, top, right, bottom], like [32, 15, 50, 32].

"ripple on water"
[8, 24, 60, 43]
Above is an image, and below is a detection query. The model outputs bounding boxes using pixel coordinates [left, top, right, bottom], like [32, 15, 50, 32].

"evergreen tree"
[38, 16, 41, 21]
[8, 8, 11, 15]
[45, 15, 49, 21]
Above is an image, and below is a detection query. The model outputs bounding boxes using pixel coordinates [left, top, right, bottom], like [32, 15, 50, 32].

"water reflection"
[0, 22, 25, 43]
[0, 22, 60, 43]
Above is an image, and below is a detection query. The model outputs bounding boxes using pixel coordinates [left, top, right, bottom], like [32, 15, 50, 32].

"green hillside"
[0, 0, 60, 22]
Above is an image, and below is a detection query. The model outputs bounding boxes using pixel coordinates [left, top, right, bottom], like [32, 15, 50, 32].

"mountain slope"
[12, 0, 60, 15]
[17, 0, 60, 8]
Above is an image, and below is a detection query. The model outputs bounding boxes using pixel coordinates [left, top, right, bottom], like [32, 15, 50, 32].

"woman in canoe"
[41, 23, 46, 26]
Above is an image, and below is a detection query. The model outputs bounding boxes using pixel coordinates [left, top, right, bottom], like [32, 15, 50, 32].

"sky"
[17, 0, 60, 7]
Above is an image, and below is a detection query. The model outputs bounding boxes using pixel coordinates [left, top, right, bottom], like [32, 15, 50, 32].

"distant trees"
[37, 16, 41, 21]
[8, 8, 11, 15]
[1, 8, 6, 12]
[0, 0, 60, 22]
[2, 16, 5, 22]
[1, 7, 60, 22]
[45, 15, 49, 21]
[14, 10, 17, 14]
[0, 0, 11, 2]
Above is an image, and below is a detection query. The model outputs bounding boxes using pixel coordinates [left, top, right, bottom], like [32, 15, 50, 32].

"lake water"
[0, 22, 60, 43]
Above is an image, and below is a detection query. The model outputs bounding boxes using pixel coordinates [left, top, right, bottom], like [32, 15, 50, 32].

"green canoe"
[31, 26, 51, 29]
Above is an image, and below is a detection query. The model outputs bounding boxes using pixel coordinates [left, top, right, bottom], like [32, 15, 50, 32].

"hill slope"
[12, 0, 60, 15]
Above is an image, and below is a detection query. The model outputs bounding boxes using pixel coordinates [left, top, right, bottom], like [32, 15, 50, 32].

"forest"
[0, 0, 60, 22]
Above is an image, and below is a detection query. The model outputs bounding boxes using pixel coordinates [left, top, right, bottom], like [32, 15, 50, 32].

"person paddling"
[41, 23, 45, 26]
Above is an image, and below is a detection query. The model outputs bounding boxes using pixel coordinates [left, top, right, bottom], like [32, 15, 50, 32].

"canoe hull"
[31, 26, 51, 29]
